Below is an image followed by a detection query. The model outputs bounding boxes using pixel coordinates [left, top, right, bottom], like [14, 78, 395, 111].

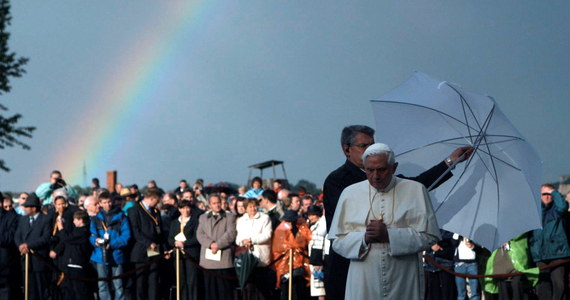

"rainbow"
[29, 0, 219, 188]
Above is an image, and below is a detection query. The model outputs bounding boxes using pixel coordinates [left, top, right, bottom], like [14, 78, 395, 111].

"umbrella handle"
[427, 151, 470, 191]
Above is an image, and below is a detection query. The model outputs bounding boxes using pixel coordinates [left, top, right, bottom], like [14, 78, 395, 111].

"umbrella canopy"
[234, 251, 260, 289]
[371, 72, 543, 250]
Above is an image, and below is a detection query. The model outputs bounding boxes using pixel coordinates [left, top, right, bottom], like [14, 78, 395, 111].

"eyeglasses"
[541, 193, 552, 196]
[351, 143, 372, 149]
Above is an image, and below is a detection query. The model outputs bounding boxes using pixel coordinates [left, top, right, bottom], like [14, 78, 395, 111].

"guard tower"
[247, 160, 289, 189]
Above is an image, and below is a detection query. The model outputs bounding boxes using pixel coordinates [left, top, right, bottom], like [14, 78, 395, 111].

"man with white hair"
[83, 196, 100, 218]
[329, 143, 441, 299]
[277, 188, 290, 200]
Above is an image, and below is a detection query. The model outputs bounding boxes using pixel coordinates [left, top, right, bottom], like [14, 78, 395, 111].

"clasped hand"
[365, 219, 389, 244]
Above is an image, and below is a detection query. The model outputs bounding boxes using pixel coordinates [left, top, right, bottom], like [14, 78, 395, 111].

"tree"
[0, 0, 33, 171]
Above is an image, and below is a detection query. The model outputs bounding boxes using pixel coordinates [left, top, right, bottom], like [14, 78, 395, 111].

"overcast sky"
[1, 1, 568, 192]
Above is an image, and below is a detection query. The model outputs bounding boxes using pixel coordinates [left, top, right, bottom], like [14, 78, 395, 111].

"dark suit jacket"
[14, 212, 51, 271]
[168, 207, 204, 261]
[267, 209, 282, 231]
[0, 209, 19, 282]
[322, 158, 452, 300]
[160, 205, 180, 246]
[128, 202, 166, 263]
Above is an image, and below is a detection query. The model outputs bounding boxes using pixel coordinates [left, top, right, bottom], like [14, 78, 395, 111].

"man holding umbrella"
[323, 125, 472, 299]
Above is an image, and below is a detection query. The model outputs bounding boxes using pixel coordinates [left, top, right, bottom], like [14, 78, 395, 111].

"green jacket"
[483, 233, 539, 294]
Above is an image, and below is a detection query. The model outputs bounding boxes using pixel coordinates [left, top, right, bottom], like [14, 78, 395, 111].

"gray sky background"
[1, 1, 568, 192]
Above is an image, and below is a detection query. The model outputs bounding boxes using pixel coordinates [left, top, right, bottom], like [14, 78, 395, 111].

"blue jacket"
[244, 188, 264, 198]
[529, 190, 570, 262]
[90, 207, 131, 265]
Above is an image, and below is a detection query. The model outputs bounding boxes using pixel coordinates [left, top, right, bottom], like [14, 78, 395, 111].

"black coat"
[127, 202, 166, 263]
[48, 205, 80, 234]
[424, 229, 456, 272]
[160, 205, 180, 246]
[0, 209, 19, 282]
[167, 207, 204, 262]
[322, 158, 452, 300]
[53, 226, 93, 268]
[14, 212, 52, 272]
[267, 209, 282, 231]
[49, 206, 80, 256]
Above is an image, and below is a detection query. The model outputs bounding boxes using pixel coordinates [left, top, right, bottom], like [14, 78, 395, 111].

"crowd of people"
[423, 182, 570, 300]
[0, 124, 569, 300]
[0, 173, 329, 300]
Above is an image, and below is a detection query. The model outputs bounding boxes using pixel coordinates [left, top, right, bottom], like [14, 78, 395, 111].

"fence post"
[24, 252, 29, 300]
[288, 248, 293, 300]
[176, 248, 180, 300]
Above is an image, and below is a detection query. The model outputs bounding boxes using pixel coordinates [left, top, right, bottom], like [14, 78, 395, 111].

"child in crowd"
[53, 210, 94, 300]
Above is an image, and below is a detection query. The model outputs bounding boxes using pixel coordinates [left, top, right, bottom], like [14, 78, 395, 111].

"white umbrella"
[371, 72, 543, 250]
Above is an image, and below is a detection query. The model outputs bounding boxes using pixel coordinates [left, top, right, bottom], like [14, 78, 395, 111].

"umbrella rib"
[426, 130, 492, 192]
[480, 105, 500, 183]
[478, 105, 502, 246]
[371, 100, 481, 132]
[450, 85, 511, 183]
[433, 111, 498, 212]
[455, 95, 502, 183]
[471, 144, 522, 171]
[445, 84, 487, 145]
[397, 134, 523, 155]
[458, 87, 477, 145]
[464, 106, 499, 183]
[397, 135, 523, 172]
[433, 146, 479, 212]
[396, 137, 476, 157]
[471, 146, 498, 181]
[478, 135, 524, 143]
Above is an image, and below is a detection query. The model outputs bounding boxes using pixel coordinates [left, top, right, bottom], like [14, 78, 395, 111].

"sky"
[1, 1, 569, 193]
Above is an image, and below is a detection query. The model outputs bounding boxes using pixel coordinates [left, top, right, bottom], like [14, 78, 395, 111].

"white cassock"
[329, 176, 441, 300]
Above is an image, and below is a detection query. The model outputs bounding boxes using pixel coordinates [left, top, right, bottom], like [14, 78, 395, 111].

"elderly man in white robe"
[329, 143, 441, 300]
